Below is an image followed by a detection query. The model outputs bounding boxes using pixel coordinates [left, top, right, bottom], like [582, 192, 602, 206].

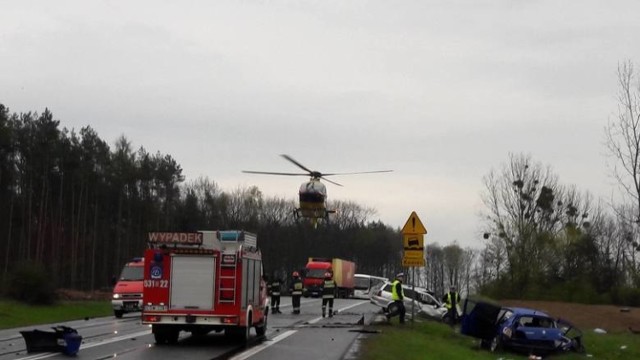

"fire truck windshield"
[119, 265, 144, 281]
[306, 269, 328, 279]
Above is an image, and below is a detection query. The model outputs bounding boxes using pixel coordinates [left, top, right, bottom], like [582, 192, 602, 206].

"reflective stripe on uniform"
[292, 280, 303, 295]
[445, 292, 459, 309]
[322, 280, 336, 299]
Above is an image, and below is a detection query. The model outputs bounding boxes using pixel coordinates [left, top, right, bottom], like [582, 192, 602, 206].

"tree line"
[3, 61, 639, 306]
[472, 62, 640, 305]
[0, 104, 408, 294]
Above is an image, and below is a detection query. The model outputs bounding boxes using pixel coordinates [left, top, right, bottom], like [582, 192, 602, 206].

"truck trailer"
[303, 257, 355, 298]
[141, 231, 268, 344]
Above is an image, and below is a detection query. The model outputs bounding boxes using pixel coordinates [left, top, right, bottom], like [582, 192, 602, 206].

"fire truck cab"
[112, 257, 144, 318]
[142, 230, 268, 344]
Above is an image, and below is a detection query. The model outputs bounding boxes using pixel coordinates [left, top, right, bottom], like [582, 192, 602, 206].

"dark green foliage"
[610, 286, 640, 307]
[4, 261, 57, 305]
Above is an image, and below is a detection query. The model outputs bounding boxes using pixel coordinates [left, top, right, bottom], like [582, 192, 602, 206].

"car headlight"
[113, 293, 120, 299]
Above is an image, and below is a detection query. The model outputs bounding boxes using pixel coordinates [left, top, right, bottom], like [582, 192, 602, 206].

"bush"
[610, 286, 640, 307]
[479, 277, 612, 304]
[3, 261, 57, 305]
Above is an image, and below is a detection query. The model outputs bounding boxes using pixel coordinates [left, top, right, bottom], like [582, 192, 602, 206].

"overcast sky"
[2, 0, 640, 249]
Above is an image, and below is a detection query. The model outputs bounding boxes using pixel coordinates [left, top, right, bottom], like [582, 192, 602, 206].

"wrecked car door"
[460, 298, 503, 340]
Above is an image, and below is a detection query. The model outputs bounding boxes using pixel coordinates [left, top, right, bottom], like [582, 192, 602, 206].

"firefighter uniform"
[290, 272, 303, 314]
[269, 277, 282, 314]
[321, 273, 336, 318]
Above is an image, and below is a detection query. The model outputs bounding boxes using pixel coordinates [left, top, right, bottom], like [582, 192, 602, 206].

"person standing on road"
[386, 273, 406, 324]
[290, 271, 303, 314]
[321, 272, 336, 318]
[269, 274, 282, 314]
[443, 285, 461, 325]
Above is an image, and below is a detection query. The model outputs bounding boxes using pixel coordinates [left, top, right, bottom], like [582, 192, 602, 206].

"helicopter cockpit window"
[300, 192, 324, 202]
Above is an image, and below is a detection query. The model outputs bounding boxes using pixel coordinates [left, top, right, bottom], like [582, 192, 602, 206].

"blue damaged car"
[460, 298, 585, 356]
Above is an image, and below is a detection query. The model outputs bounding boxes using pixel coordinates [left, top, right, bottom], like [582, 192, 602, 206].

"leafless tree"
[481, 154, 564, 285]
[605, 61, 640, 224]
[328, 200, 376, 229]
[259, 196, 296, 226]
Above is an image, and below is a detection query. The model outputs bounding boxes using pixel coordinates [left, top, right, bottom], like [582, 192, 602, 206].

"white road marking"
[18, 300, 368, 360]
[229, 330, 297, 360]
[232, 300, 369, 359]
[308, 300, 368, 324]
[16, 329, 152, 360]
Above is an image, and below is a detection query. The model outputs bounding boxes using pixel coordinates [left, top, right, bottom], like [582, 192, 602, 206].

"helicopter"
[242, 154, 392, 226]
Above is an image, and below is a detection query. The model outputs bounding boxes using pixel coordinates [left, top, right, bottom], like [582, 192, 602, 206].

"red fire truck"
[141, 230, 269, 344]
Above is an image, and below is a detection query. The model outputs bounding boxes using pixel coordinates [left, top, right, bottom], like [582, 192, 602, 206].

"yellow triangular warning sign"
[401, 211, 427, 234]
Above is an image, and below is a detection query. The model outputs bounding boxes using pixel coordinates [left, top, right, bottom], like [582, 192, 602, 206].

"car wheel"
[489, 336, 502, 352]
[387, 302, 399, 314]
[114, 310, 124, 318]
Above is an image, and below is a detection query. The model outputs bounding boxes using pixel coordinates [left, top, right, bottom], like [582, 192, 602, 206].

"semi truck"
[303, 257, 355, 298]
[141, 230, 268, 344]
[111, 257, 144, 318]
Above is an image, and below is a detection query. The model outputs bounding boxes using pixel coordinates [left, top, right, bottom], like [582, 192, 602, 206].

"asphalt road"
[0, 297, 382, 360]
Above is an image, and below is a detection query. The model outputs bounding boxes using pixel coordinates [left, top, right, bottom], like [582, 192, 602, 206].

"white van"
[353, 274, 388, 299]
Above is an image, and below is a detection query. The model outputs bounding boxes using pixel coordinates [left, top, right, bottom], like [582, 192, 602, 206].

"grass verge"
[0, 299, 112, 330]
[358, 320, 640, 360]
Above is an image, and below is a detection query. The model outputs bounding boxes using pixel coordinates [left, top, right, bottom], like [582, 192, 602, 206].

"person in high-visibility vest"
[386, 273, 406, 324]
[442, 285, 461, 324]
[290, 271, 303, 314]
[269, 274, 282, 314]
[321, 272, 336, 318]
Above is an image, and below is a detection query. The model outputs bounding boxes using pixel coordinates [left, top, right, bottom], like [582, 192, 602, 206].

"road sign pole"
[411, 266, 415, 325]
[400, 211, 427, 326]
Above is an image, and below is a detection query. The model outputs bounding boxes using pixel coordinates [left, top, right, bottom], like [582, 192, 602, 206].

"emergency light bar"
[217, 231, 257, 248]
[218, 231, 243, 241]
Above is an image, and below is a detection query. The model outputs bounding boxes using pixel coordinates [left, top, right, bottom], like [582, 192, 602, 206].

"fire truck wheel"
[153, 326, 179, 345]
[226, 313, 251, 342]
[166, 330, 179, 344]
[153, 331, 167, 344]
[225, 326, 250, 342]
[114, 310, 124, 318]
[256, 314, 267, 337]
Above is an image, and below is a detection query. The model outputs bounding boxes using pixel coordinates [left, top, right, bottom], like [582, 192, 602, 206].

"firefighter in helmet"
[269, 273, 282, 314]
[290, 271, 303, 314]
[321, 271, 336, 318]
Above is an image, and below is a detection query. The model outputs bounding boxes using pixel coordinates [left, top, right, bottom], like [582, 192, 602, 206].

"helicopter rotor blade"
[321, 177, 344, 187]
[242, 170, 311, 176]
[280, 154, 315, 175]
[322, 170, 393, 176]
